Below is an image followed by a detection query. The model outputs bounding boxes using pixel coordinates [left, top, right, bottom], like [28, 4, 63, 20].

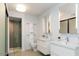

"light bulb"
[16, 4, 26, 12]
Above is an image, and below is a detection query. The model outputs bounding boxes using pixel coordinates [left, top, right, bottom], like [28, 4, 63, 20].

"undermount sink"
[66, 42, 79, 49]
[51, 40, 67, 46]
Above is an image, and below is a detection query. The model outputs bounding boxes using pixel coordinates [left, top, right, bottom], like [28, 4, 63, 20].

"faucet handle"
[58, 36, 61, 39]
[66, 37, 69, 42]
[58, 36, 61, 41]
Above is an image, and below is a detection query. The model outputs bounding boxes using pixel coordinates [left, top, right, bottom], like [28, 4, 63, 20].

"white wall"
[59, 4, 76, 20]
[77, 4, 79, 33]
[8, 11, 39, 51]
[0, 3, 5, 55]
[22, 14, 40, 51]
[38, 4, 64, 41]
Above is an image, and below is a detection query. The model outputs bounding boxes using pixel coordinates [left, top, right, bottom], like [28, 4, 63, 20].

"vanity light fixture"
[16, 4, 27, 12]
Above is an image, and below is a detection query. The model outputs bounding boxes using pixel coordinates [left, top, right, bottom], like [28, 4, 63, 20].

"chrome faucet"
[66, 37, 69, 42]
[66, 36, 69, 45]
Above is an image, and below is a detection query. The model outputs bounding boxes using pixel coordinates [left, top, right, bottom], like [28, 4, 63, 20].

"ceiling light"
[16, 4, 26, 12]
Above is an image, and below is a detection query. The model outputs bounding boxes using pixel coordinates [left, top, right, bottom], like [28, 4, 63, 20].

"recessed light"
[16, 4, 26, 12]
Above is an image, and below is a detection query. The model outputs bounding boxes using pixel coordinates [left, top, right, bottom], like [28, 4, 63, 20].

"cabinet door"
[60, 21, 68, 33]
[69, 19, 77, 33]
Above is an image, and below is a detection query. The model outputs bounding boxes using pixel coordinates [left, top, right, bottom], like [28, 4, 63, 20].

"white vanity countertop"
[51, 41, 79, 50]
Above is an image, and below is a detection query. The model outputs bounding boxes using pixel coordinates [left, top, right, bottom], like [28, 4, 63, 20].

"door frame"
[8, 17, 22, 54]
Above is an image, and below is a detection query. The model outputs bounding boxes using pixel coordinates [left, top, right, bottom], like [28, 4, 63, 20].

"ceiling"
[60, 3, 76, 16]
[6, 3, 57, 16]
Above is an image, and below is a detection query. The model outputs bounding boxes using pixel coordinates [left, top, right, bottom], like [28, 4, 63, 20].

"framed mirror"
[60, 20, 68, 33]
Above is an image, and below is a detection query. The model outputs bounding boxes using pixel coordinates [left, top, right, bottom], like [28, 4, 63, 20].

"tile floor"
[9, 48, 43, 56]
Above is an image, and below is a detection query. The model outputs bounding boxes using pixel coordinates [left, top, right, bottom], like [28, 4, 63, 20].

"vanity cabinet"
[37, 39, 50, 55]
[51, 43, 79, 56]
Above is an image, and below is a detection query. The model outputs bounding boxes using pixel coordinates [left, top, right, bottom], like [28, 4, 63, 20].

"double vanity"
[50, 4, 79, 56]
[37, 4, 79, 56]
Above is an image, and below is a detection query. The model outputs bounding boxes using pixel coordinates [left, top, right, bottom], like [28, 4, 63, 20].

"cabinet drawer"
[51, 44, 75, 56]
[37, 45, 50, 55]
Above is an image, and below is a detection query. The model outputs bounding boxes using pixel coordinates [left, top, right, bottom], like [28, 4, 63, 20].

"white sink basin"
[66, 42, 79, 49]
[51, 41, 67, 46]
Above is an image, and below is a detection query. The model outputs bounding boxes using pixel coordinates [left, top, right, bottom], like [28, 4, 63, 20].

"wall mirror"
[59, 4, 77, 34]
